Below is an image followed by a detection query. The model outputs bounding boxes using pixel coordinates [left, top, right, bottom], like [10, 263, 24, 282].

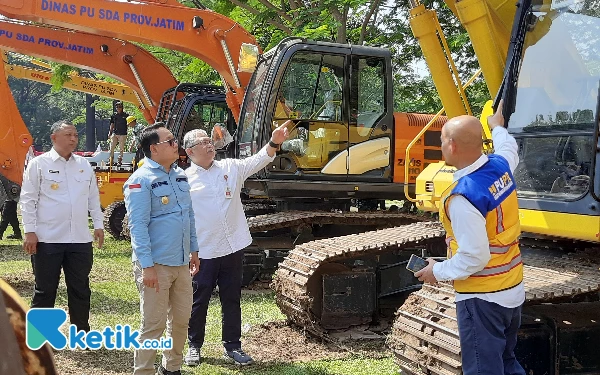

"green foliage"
[7, 74, 86, 151]
[48, 63, 82, 92]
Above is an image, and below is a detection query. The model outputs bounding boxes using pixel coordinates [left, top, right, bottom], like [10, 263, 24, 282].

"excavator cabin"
[234, 38, 445, 208]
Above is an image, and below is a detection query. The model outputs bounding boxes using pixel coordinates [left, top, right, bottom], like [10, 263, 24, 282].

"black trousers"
[188, 250, 243, 351]
[31, 242, 94, 332]
[0, 200, 21, 237]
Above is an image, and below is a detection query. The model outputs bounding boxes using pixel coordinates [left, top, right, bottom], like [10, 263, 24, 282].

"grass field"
[0, 223, 399, 375]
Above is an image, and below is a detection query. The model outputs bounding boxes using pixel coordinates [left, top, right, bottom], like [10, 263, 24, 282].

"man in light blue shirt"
[124, 123, 200, 375]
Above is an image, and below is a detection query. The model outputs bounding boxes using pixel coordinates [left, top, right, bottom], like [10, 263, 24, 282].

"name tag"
[151, 181, 169, 189]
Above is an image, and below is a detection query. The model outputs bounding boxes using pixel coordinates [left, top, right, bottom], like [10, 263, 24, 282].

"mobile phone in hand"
[406, 254, 428, 273]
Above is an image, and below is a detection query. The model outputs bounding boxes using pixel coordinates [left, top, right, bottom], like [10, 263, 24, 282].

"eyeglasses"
[189, 139, 213, 148]
[154, 138, 178, 147]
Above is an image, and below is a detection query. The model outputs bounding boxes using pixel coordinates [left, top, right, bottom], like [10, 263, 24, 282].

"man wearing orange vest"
[415, 101, 525, 375]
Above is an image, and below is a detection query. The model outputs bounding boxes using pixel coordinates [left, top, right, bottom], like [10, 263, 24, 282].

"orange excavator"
[0, 18, 236, 238]
[0, 0, 257, 122]
[0, 53, 32, 207]
[0, 19, 184, 238]
[0, 19, 180, 123]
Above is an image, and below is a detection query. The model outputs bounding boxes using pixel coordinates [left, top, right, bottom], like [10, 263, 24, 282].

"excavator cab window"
[507, 0, 600, 201]
[514, 134, 593, 199]
[352, 56, 386, 142]
[273, 52, 348, 171]
[182, 100, 229, 136]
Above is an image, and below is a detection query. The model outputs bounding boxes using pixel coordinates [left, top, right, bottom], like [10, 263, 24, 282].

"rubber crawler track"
[104, 200, 127, 240]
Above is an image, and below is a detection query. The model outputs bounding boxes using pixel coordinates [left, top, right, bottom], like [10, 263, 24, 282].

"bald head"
[441, 115, 484, 169]
[443, 116, 483, 150]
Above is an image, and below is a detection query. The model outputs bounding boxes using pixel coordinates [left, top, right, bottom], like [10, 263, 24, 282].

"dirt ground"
[48, 320, 388, 375]
[243, 321, 387, 363]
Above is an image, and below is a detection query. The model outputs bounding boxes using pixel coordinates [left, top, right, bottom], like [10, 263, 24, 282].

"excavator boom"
[0, 0, 258, 120]
[4, 59, 139, 104]
[0, 19, 179, 122]
[0, 60, 32, 200]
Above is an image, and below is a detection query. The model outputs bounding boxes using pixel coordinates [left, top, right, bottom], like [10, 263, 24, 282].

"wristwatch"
[268, 139, 280, 148]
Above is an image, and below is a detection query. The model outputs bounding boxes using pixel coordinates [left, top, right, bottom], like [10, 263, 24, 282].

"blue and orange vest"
[439, 154, 523, 293]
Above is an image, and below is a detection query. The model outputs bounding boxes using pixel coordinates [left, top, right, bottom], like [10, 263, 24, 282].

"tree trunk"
[359, 0, 382, 44]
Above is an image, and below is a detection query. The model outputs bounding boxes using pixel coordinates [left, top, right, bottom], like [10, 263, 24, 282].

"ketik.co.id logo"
[26, 308, 172, 350]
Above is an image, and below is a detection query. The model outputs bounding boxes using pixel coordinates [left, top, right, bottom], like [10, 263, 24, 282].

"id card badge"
[224, 174, 232, 198]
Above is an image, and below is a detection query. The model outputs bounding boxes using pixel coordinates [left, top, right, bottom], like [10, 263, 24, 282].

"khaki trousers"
[133, 262, 192, 375]
[110, 134, 127, 159]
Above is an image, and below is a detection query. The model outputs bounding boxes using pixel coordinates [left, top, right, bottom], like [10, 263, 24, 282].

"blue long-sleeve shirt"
[124, 157, 199, 268]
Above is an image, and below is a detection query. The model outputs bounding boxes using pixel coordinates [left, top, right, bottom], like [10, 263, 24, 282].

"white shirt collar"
[189, 160, 220, 173]
[453, 154, 488, 182]
[49, 147, 73, 162]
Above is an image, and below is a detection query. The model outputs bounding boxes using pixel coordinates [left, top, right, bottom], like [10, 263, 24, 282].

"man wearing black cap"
[108, 101, 130, 166]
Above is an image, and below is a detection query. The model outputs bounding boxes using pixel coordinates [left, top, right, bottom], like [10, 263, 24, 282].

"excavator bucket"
[0, 279, 57, 375]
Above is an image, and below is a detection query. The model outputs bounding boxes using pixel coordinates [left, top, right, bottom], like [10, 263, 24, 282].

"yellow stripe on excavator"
[519, 209, 600, 243]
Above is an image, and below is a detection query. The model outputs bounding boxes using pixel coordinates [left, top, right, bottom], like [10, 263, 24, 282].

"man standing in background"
[108, 101, 129, 166]
[0, 199, 21, 240]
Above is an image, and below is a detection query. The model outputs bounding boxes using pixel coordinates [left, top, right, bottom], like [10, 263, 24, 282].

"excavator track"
[273, 221, 447, 335]
[104, 200, 127, 240]
[121, 209, 428, 239]
[247, 210, 431, 233]
[388, 253, 600, 375]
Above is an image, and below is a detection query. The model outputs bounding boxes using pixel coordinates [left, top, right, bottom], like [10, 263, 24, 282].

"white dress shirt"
[20, 148, 104, 243]
[186, 147, 275, 259]
[433, 127, 525, 308]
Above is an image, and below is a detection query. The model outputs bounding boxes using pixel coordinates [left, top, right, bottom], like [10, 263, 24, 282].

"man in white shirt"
[182, 122, 290, 366]
[416, 102, 526, 375]
[20, 120, 104, 332]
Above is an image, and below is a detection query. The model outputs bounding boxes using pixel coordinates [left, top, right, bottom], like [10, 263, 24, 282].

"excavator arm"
[0, 19, 179, 123]
[0, 0, 258, 121]
[3, 58, 139, 104]
[407, 0, 518, 118]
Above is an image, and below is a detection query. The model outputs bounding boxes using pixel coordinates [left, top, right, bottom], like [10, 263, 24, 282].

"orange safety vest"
[439, 154, 523, 293]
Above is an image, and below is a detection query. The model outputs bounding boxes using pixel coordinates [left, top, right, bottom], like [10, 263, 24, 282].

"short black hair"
[115, 101, 123, 107]
[140, 122, 165, 158]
